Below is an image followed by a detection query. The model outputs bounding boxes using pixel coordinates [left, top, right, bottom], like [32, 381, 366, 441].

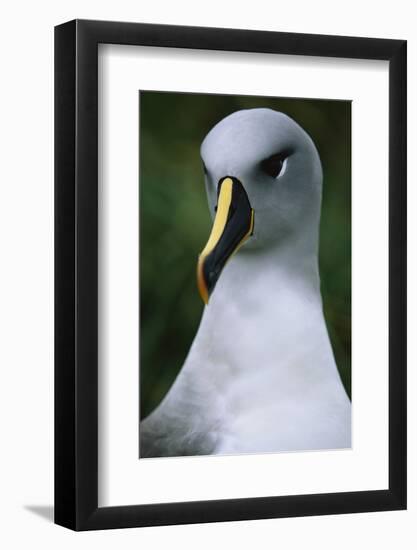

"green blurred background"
[140, 91, 351, 419]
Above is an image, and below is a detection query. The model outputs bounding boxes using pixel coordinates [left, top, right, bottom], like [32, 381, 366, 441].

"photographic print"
[55, 21, 406, 529]
[139, 91, 351, 459]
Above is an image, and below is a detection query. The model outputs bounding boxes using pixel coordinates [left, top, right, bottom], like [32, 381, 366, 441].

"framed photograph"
[55, 19, 406, 530]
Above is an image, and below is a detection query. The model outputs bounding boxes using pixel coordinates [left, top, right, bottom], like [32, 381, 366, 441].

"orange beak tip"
[197, 259, 209, 305]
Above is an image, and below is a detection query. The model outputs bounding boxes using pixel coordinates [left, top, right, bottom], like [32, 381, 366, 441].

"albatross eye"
[260, 152, 286, 179]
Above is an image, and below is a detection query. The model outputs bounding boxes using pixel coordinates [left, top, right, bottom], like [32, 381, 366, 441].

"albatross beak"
[197, 176, 255, 304]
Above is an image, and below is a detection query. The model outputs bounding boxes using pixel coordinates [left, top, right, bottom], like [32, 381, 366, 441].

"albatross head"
[197, 108, 323, 304]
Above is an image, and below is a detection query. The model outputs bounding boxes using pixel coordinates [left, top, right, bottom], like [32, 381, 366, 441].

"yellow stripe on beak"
[197, 177, 254, 304]
[197, 177, 234, 304]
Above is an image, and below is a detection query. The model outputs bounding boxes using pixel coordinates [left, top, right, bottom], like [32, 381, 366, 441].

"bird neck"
[209, 230, 322, 314]
[188, 230, 336, 382]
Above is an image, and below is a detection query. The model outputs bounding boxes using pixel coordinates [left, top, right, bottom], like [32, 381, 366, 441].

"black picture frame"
[55, 19, 407, 531]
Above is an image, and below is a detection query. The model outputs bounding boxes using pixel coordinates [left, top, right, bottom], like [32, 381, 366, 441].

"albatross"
[140, 108, 351, 457]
